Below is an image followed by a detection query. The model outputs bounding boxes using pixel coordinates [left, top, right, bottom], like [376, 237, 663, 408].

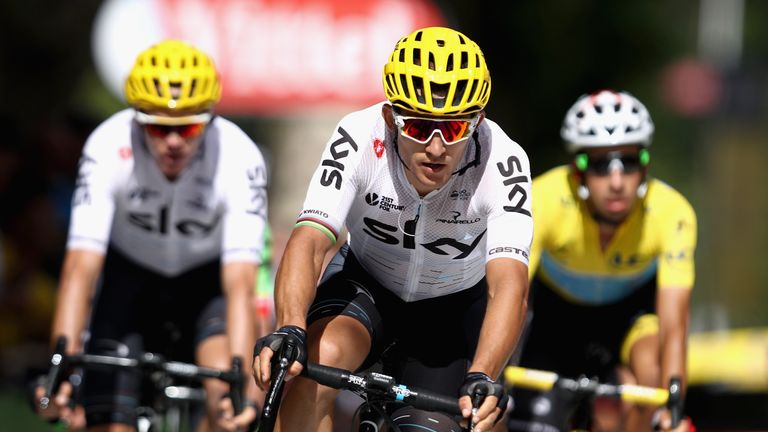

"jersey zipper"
[404, 200, 424, 301]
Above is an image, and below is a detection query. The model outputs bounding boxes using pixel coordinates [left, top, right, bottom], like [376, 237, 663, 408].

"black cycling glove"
[459, 372, 508, 411]
[253, 325, 307, 367]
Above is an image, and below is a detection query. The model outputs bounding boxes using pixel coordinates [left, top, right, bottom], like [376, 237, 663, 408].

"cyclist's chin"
[157, 157, 190, 180]
[595, 206, 630, 224]
[416, 169, 451, 191]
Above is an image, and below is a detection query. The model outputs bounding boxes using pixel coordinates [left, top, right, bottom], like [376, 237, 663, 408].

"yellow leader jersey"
[529, 166, 696, 305]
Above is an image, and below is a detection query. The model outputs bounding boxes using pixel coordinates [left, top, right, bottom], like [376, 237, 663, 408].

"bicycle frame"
[503, 365, 682, 432]
[40, 336, 247, 431]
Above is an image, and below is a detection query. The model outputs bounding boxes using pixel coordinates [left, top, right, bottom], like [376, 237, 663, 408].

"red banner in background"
[92, 0, 445, 115]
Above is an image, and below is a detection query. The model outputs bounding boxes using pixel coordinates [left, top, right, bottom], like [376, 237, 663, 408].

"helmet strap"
[453, 130, 482, 176]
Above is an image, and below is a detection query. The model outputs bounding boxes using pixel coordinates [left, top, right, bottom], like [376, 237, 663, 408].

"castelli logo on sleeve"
[373, 138, 385, 158]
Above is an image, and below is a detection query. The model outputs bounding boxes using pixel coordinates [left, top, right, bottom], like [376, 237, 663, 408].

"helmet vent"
[576, 111, 585, 118]
[451, 80, 467, 107]
[189, 79, 197, 97]
[399, 49, 406, 63]
[614, 103, 621, 112]
[415, 31, 423, 41]
[428, 52, 436, 70]
[468, 79, 479, 103]
[436, 39, 445, 47]
[399, 74, 411, 99]
[432, 83, 448, 108]
[413, 77, 425, 104]
[458, 35, 466, 45]
[460, 52, 468, 69]
[413, 49, 421, 66]
[153, 79, 161, 96]
[594, 105, 603, 114]
[475, 53, 480, 67]
[446, 53, 454, 71]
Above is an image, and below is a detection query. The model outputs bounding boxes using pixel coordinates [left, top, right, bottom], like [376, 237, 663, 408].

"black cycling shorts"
[82, 247, 225, 427]
[507, 274, 656, 425]
[308, 244, 488, 398]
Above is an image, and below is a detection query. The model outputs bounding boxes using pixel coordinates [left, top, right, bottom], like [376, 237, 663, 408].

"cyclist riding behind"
[35, 40, 268, 431]
[253, 26, 532, 432]
[508, 90, 696, 432]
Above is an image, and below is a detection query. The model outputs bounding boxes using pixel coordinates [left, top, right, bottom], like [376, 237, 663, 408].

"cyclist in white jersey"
[35, 40, 267, 431]
[253, 27, 532, 432]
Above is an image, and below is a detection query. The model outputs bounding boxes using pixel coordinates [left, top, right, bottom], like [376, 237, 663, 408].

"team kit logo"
[434, 211, 480, 225]
[365, 193, 404, 212]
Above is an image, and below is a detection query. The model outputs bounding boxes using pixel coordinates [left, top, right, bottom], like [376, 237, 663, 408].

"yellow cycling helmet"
[125, 40, 221, 112]
[383, 27, 491, 116]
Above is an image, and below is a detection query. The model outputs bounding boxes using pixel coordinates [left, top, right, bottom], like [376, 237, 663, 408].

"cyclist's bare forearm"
[658, 287, 691, 392]
[51, 249, 104, 353]
[223, 261, 258, 399]
[471, 258, 529, 378]
[274, 226, 333, 328]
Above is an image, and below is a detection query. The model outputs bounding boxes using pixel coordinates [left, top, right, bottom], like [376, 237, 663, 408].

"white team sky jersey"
[67, 109, 268, 277]
[298, 102, 533, 302]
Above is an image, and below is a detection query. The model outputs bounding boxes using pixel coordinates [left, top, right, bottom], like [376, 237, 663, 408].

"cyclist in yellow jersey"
[507, 90, 696, 432]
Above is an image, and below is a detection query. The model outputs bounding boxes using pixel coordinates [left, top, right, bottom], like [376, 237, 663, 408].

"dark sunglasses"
[143, 123, 207, 139]
[584, 154, 644, 176]
[393, 113, 479, 145]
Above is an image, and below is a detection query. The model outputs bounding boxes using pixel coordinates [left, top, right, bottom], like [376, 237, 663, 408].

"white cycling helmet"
[561, 90, 654, 153]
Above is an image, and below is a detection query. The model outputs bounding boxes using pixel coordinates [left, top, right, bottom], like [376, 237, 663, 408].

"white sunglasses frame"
[135, 111, 212, 126]
[392, 113, 480, 145]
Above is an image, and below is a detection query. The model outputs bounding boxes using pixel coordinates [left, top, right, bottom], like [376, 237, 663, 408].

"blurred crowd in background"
[1, 0, 768, 429]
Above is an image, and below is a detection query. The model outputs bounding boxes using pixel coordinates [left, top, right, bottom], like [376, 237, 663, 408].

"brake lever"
[468, 385, 488, 431]
[261, 335, 299, 421]
[40, 336, 68, 410]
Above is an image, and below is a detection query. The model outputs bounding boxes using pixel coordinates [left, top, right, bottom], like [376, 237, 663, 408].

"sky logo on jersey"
[362, 217, 485, 259]
[73, 155, 96, 206]
[320, 127, 359, 190]
[497, 155, 531, 216]
[247, 166, 267, 217]
[373, 138, 385, 158]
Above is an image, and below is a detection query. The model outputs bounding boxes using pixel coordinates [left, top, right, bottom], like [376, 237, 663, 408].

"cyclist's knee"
[628, 335, 660, 386]
[310, 316, 370, 369]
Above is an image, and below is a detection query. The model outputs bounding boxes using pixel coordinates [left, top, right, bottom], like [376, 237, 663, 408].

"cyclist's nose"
[424, 132, 447, 156]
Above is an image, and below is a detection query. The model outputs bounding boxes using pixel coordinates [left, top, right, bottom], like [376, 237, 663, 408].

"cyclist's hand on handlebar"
[655, 409, 695, 432]
[458, 372, 507, 432]
[34, 381, 76, 424]
[217, 397, 258, 432]
[252, 325, 307, 390]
